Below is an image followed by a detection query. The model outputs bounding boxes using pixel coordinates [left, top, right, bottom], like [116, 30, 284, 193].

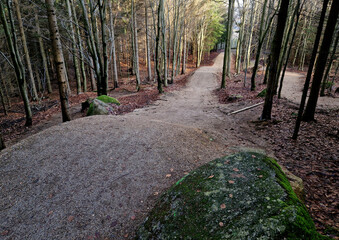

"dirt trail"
[280, 71, 339, 110]
[3, 53, 329, 239]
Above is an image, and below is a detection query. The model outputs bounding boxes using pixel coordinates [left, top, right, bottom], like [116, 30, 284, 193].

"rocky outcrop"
[137, 152, 326, 240]
[86, 95, 120, 116]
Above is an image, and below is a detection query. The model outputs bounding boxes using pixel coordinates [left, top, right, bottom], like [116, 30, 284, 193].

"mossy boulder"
[137, 152, 327, 240]
[87, 95, 120, 116]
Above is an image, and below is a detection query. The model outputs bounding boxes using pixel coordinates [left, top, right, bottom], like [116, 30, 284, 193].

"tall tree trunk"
[261, 0, 290, 120]
[235, 0, 247, 74]
[292, 0, 329, 139]
[66, 0, 82, 94]
[35, 12, 52, 94]
[71, 0, 87, 92]
[0, 73, 8, 115]
[243, 0, 257, 86]
[156, 0, 164, 93]
[243, 0, 258, 70]
[162, 2, 168, 86]
[181, 22, 186, 74]
[0, 0, 32, 126]
[250, 0, 270, 91]
[108, 0, 119, 89]
[320, 29, 338, 96]
[145, 0, 152, 81]
[170, 0, 181, 84]
[46, 0, 71, 122]
[99, 0, 108, 94]
[278, 0, 301, 99]
[131, 0, 140, 91]
[302, 0, 339, 121]
[221, 0, 235, 88]
[0, 132, 5, 151]
[13, 0, 39, 101]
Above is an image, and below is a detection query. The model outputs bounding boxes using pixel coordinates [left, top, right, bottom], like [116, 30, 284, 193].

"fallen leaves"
[166, 174, 171, 178]
[130, 216, 136, 220]
[220, 203, 226, 209]
[228, 180, 235, 184]
[219, 222, 224, 227]
[208, 175, 214, 179]
[233, 168, 239, 172]
[229, 194, 233, 198]
[67, 216, 74, 222]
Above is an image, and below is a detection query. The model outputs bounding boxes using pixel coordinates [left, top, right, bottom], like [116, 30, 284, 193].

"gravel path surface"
[1, 54, 255, 239]
[2, 53, 332, 239]
[280, 71, 339, 110]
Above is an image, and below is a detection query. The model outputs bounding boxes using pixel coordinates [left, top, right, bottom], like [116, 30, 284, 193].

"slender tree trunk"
[70, 0, 87, 92]
[145, 0, 152, 81]
[236, 0, 247, 74]
[261, 0, 290, 120]
[13, 0, 39, 101]
[292, 0, 329, 139]
[66, 0, 82, 94]
[250, 0, 269, 91]
[162, 3, 168, 86]
[131, 0, 140, 91]
[243, 0, 257, 86]
[243, 0, 257, 70]
[0, 0, 32, 126]
[0, 132, 5, 151]
[46, 0, 71, 122]
[181, 22, 186, 74]
[156, 0, 164, 93]
[278, 1, 301, 99]
[108, 0, 119, 89]
[221, 0, 235, 88]
[35, 12, 52, 94]
[320, 30, 338, 96]
[0, 73, 8, 115]
[303, 0, 339, 121]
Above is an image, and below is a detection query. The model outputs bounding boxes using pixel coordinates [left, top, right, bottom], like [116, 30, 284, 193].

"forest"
[0, 0, 338, 239]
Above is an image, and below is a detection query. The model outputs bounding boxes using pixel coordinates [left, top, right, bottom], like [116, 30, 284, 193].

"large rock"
[86, 95, 120, 116]
[137, 152, 327, 240]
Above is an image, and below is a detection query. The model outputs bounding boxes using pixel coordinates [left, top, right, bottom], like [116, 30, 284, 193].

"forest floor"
[0, 52, 338, 239]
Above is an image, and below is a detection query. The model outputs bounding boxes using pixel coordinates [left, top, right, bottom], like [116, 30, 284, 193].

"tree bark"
[108, 0, 119, 89]
[13, 0, 39, 101]
[66, 0, 82, 94]
[0, 0, 32, 126]
[261, 0, 290, 120]
[0, 132, 5, 151]
[292, 0, 329, 139]
[250, 0, 270, 91]
[302, 0, 339, 121]
[131, 0, 140, 91]
[221, 0, 235, 88]
[320, 29, 338, 96]
[156, 0, 164, 93]
[70, 0, 87, 92]
[46, 0, 71, 122]
[35, 12, 52, 94]
[145, 0, 152, 81]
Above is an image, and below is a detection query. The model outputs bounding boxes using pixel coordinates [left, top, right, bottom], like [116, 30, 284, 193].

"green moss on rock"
[257, 88, 267, 97]
[87, 95, 120, 116]
[96, 95, 120, 105]
[136, 152, 329, 240]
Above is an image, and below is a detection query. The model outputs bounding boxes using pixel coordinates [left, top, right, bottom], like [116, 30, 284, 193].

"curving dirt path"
[280, 71, 339, 110]
[3, 53, 336, 239]
[0, 53, 263, 239]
